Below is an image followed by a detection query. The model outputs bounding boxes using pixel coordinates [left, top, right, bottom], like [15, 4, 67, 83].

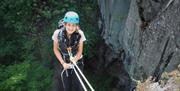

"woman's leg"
[72, 59, 84, 91]
[61, 69, 73, 91]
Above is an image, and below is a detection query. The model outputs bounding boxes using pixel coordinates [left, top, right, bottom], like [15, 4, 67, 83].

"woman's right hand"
[62, 63, 72, 70]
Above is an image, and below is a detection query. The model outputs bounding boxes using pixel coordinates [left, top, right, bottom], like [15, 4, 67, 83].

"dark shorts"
[61, 58, 84, 91]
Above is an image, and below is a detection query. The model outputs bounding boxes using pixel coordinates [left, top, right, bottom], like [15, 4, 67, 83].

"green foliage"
[0, 62, 29, 91]
[26, 61, 52, 91]
[78, 0, 100, 59]
[0, 61, 52, 91]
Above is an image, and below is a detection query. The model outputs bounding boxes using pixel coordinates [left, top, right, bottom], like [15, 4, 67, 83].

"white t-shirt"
[52, 29, 86, 44]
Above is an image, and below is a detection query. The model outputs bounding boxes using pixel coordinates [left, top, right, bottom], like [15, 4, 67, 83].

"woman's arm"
[74, 42, 83, 62]
[53, 41, 64, 65]
[53, 41, 71, 69]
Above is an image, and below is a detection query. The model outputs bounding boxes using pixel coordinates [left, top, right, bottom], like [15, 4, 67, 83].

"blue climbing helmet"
[63, 11, 79, 24]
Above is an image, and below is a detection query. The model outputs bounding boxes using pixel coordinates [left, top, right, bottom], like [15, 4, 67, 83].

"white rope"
[72, 66, 87, 91]
[73, 62, 95, 91]
[68, 50, 95, 91]
[158, 0, 174, 16]
[61, 69, 65, 90]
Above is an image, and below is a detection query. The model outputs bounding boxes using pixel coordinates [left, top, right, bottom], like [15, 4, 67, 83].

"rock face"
[97, 0, 180, 90]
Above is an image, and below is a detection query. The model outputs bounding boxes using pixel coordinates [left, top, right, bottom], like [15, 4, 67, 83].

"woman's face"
[64, 23, 78, 35]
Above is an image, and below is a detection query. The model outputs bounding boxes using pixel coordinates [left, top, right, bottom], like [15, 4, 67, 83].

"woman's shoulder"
[77, 30, 85, 35]
[52, 29, 61, 41]
[53, 29, 61, 34]
[77, 30, 86, 42]
[53, 28, 65, 35]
